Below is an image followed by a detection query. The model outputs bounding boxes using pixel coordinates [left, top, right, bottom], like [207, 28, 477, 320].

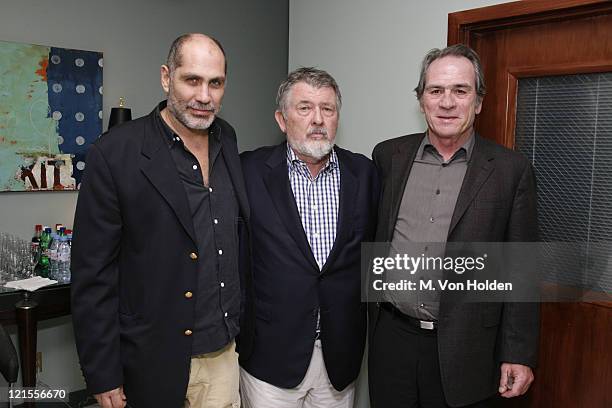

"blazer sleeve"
[499, 160, 540, 367]
[71, 143, 124, 394]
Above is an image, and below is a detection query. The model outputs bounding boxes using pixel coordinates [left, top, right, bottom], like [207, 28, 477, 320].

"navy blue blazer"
[238, 143, 379, 390]
[71, 105, 251, 408]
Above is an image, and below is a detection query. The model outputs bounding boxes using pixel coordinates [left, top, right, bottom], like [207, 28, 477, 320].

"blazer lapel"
[320, 148, 357, 275]
[448, 135, 494, 236]
[263, 144, 319, 271]
[139, 112, 198, 246]
[387, 134, 425, 241]
[220, 131, 250, 221]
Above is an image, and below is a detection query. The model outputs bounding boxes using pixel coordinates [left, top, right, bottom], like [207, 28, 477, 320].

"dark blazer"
[238, 143, 379, 390]
[370, 133, 539, 407]
[71, 105, 250, 408]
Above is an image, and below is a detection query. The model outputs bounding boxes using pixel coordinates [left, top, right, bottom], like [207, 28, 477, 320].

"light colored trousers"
[240, 340, 355, 408]
[185, 340, 240, 408]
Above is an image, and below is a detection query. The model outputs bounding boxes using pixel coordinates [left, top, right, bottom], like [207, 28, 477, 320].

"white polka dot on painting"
[76, 136, 85, 146]
[99, 86, 103, 95]
[75, 112, 85, 122]
[98, 111, 103, 119]
[52, 83, 62, 93]
[75, 58, 84, 67]
[76, 85, 86, 94]
[76, 161, 86, 170]
[57, 136, 64, 144]
[70, 154, 75, 158]
[50, 55, 61, 64]
[98, 58, 103, 67]
[52, 111, 62, 120]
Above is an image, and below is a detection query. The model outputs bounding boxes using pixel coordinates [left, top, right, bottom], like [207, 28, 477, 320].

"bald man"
[72, 33, 249, 408]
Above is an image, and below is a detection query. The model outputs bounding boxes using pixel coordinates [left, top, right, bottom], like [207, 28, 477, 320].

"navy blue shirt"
[155, 102, 240, 355]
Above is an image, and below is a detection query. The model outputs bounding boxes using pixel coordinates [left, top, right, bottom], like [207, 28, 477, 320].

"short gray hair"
[414, 44, 486, 103]
[276, 67, 342, 115]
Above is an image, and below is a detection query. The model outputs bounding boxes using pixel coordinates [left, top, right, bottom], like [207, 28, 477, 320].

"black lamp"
[108, 97, 132, 129]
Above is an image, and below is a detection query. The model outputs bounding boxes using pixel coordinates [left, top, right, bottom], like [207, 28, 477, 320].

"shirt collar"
[418, 132, 475, 162]
[286, 142, 339, 174]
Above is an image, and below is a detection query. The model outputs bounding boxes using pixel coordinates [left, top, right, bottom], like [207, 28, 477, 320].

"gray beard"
[290, 139, 334, 161]
[169, 105, 214, 131]
[167, 95, 216, 131]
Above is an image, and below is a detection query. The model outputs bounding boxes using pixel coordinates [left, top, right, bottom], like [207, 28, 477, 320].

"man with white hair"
[238, 67, 379, 407]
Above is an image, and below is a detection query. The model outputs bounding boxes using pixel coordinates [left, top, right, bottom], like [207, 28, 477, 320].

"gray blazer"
[369, 132, 539, 406]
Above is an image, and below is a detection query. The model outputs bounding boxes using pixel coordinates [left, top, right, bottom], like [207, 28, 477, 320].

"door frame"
[448, 0, 612, 46]
[448, 0, 612, 148]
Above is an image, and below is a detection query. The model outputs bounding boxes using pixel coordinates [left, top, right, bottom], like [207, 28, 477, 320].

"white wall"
[289, 0, 507, 157]
[289, 1, 507, 406]
[0, 0, 288, 395]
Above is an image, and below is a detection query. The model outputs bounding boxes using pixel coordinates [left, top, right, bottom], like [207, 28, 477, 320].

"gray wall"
[288, 1, 507, 406]
[1, 0, 288, 240]
[289, 0, 507, 157]
[0, 0, 288, 392]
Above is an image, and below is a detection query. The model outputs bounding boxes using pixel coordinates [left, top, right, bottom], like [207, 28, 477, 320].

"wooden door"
[448, 1, 612, 407]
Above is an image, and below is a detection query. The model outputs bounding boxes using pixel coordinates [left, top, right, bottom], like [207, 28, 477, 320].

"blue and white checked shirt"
[287, 144, 340, 339]
[287, 144, 341, 270]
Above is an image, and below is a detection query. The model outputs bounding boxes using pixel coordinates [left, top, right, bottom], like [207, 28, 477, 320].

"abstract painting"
[0, 40, 103, 191]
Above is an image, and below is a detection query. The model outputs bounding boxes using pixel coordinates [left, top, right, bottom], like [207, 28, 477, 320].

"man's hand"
[498, 363, 534, 398]
[95, 386, 127, 408]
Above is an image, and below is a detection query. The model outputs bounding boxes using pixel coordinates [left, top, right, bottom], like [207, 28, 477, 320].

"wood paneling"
[452, 5, 612, 147]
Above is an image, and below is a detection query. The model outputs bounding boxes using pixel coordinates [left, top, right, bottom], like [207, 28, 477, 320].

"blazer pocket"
[475, 199, 506, 209]
[119, 311, 143, 323]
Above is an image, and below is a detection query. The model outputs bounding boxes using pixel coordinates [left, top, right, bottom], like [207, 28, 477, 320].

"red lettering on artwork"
[49, 160, 66, 190]
[21, 158, 71, 190]
[20, 168, 39, 189]
[40, 163, 47, 189]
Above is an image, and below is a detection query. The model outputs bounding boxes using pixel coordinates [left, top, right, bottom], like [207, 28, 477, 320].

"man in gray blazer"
[368, 44, 539, 407]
